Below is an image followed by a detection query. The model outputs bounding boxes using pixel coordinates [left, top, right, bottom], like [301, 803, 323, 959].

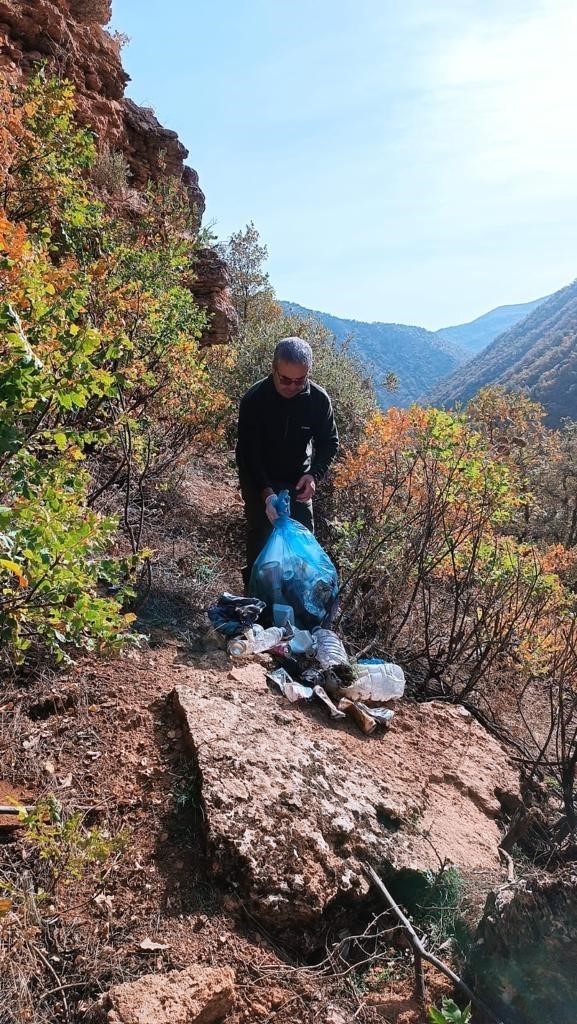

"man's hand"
[264, 493, 279, 523]
[295, 474, 316, 502]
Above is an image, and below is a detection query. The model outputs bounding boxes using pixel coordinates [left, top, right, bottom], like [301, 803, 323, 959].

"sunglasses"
[274, 368, 308, 388]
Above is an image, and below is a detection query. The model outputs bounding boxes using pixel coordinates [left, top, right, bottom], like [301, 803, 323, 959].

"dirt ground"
[0, 456, 477, 1023]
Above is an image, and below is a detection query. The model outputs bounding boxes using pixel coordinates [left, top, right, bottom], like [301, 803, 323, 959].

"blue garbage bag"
[249, 490, 339, 629]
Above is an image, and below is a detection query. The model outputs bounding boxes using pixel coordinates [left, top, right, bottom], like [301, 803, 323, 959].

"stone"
[191, 247, 238, 347]
[468, 878, 577, 1024]
[173, 665, 521, 934]
[90, 964, 235, 1024]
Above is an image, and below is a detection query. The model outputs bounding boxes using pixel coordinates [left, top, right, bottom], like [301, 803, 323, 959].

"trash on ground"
[272, 601, 295, 628]
[337, 698, 377, 734]
[227, 624, 288, 657]
[266, 668, 314, 703]
[302, 664, 357, 691]
[214, 507, 406, 735]
[208, 593, 266, 637]
[359, 704, 395, 726]
[312, 628, 348, 668]
[340, 659, 405, 703]
[249, 490, 338, 629]
[312, 685, 346, 719]
[288, 629, 315, 656]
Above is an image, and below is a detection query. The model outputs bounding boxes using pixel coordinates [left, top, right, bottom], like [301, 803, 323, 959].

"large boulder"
[468, 878, 577, 1024]
[173, 658, 521, 933]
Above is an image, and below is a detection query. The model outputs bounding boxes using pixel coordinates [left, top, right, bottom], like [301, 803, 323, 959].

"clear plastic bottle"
[312, 628, 348, 668]
[345, 661, 405, 702]
[227, 624, 286, 657]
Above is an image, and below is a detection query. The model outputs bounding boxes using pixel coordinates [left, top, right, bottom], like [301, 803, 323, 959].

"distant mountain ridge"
[436, 296, 550, 354]
[425, 279, 577, 425]
[280, 301, 467, 408]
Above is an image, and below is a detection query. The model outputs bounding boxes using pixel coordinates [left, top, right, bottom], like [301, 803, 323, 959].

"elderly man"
[236, 337, 339, 585]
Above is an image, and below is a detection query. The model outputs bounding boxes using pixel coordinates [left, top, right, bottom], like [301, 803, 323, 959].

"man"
[236, 337, 339, 586]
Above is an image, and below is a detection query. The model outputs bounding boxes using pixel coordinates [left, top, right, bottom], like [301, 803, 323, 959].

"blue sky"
[112, 0, 577, 329]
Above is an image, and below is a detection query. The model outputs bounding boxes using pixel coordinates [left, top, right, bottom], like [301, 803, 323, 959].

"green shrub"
[428, 997, 471, 1023]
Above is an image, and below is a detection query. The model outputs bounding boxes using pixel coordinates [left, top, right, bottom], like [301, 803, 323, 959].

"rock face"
[91, 964, 235, 1024]
[468, 879, 577, 1024]
[173, 659, 521, 933]
[0, 0, 236, 346]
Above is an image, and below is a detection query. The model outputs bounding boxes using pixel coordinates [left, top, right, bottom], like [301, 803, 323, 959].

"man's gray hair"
[273, 337, 313, 370]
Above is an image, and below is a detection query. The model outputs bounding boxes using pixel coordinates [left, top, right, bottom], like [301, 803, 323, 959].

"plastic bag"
[207, 592, 266, 637]
[266, 667, 313, 702]
[249, 490, 339, 630]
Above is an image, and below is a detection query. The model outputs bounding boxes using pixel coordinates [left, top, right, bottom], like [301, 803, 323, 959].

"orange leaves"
[0, 559, 28, 588]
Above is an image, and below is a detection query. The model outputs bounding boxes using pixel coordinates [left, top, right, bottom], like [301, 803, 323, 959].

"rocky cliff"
[0, 0, 236, 345]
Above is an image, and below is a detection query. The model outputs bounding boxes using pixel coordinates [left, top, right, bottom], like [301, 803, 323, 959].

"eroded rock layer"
[0, 0, 236, 345]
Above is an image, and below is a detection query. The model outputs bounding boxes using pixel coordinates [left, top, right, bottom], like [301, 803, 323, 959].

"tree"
[218, 222, 279, 332]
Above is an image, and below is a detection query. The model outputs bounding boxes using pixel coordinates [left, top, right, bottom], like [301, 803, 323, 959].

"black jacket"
[236, 375, 339, 493]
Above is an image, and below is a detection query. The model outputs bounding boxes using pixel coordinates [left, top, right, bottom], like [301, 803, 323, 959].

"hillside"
[425, 278, 577, 424]
[436, 295, 549, 354]
[3, 6, 577, 1024]
[281, 301, 467, 408]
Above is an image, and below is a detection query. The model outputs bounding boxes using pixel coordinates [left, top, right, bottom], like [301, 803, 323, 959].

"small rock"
[325, 1007, 348, 1024]
[90, 965, 235, 1024]
[138, 937, 170, 951]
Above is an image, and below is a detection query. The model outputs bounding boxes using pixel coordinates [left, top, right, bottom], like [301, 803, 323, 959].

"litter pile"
[208, 490, 405, 735]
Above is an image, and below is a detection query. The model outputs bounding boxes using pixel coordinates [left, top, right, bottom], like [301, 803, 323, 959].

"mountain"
[436, 296, 550, 354]
[425, 279, 577, 425]
[280, 301, 468, 408]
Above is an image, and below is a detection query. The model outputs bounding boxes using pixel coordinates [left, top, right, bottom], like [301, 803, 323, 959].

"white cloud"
[434, 2, 577, 194]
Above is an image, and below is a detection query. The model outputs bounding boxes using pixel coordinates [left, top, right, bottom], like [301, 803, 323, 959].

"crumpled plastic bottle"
[343, 659, 405, 702]
[312, 628, 348, 668]
[227, 624, 286, 657]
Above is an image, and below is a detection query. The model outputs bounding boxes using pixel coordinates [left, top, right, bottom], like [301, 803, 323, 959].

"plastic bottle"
[288, 629, 314, 656]
[227, 624, 286, 657]
[312, 628, 348, 668]
[344, 660, 405, 702]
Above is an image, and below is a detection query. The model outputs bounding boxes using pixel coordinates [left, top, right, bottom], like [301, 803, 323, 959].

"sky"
[111, 0, 577, 330]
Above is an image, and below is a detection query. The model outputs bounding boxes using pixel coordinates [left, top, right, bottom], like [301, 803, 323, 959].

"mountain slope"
[425, 279, 577, 425]
[436, 296, 549, 354]
[281, 301, 467, 408]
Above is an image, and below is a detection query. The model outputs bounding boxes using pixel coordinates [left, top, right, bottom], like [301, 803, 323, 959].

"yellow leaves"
[0, 559, 28, 588]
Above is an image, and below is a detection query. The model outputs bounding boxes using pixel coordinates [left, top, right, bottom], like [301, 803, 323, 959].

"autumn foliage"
[331, 400, 577, 839]
[0, 72, 228, 667]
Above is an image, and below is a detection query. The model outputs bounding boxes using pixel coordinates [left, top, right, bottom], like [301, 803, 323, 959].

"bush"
[92, 143, 130, 193]
[331, 406, 576, 699]
[0, 72, 228, 669]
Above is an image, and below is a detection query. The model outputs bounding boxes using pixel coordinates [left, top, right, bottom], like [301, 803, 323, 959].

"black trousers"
[240, 480, 314, 589]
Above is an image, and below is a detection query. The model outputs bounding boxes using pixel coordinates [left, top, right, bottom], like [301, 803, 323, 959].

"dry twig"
[364, 863, 504, 1023]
